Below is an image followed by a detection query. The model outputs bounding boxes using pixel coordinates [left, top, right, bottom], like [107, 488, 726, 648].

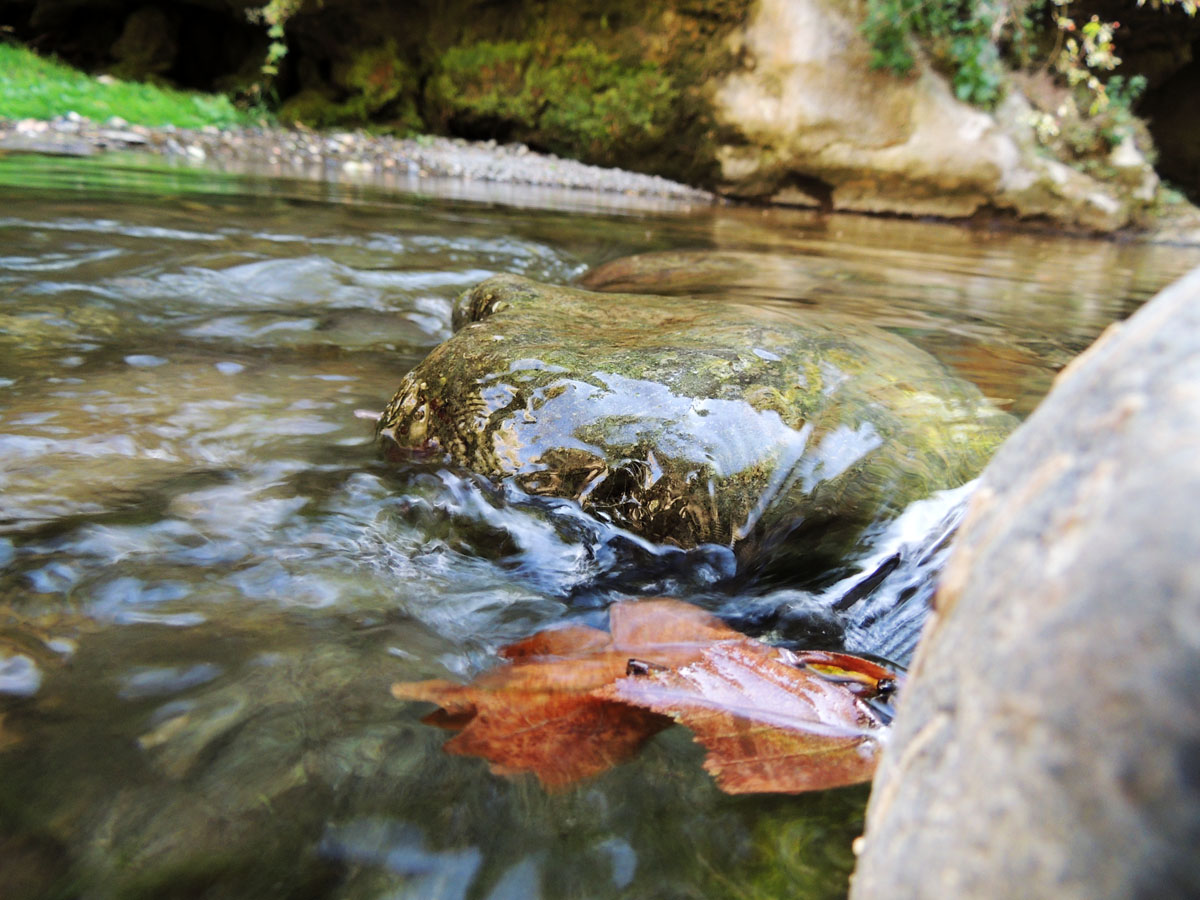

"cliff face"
[710, 0, 1160, 229]
[4, 0, 1193, 229]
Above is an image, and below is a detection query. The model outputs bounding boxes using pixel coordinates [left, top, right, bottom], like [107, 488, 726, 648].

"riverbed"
[2, 151, 1197, 900]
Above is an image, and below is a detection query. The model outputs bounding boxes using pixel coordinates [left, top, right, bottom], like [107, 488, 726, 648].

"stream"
[2, 152, 1198, 900]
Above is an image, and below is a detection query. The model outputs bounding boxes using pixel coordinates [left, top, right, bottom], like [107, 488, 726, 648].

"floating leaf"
[601, 642, 889, 793]
[392, 598, 897, 793]
[391, 599, 737, 788]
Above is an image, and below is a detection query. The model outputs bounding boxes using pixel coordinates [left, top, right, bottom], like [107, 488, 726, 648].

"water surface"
[2, 153, 1197, 900]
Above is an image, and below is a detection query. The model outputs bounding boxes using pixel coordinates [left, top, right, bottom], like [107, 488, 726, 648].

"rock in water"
[379, 274, 1012, 580]
[851, 266, 1200, 898]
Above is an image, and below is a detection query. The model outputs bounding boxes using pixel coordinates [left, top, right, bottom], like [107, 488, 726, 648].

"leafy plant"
[862, 0, 1192, 173]
[246, 0, 305, 77]
[392, 597, 898, 794]
[861, 0, 1008, 107]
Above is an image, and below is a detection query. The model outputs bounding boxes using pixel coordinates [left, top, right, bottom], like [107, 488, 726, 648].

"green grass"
[0, 42, 259, 128]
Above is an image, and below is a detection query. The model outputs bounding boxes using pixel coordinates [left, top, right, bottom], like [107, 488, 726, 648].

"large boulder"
[710, 0, 1159, 229]
[378, 274, 1012, 580]
[851, 266, 1200, 898]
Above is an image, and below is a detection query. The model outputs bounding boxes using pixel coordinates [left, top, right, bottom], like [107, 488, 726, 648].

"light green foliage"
[1047, 1, 1125, 116]
[1026, 2, 1172, 165]
[864, 1, 1191, 119]
[863, 0, 1191, 174]
[430, 39, 677, 159]
[246, 0, 304, 77]
[0, 43, 256, 128]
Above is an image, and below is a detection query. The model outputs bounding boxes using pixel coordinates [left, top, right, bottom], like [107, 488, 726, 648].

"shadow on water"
[2, 152, 1199, 900]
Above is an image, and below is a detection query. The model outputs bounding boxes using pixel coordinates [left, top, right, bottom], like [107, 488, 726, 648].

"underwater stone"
[0, 653, 42, 696]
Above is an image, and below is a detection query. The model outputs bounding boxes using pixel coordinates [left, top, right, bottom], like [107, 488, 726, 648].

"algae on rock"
[419, 0, 749, 184]
[379, 275, 1014, 582]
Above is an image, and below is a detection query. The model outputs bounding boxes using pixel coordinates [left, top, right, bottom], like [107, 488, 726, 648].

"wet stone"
[852, 265, 1200, 900]
[0, 652, 42, 696]
[379, 275, 1014, 582]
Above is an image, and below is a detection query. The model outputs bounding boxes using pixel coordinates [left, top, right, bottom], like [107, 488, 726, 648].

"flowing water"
[2, 153, 1198, 900]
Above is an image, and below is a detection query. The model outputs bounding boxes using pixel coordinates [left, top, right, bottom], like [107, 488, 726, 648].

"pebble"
[0, 115, 716, 201]
[124, 354, 168, 367]
[0, 653, 42, 697]
[98, 129, 148, 145]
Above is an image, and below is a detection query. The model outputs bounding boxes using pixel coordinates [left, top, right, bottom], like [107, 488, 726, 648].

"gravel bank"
[0, 114, 716, 204]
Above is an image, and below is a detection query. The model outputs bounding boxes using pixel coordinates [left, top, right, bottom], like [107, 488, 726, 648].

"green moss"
[277, 88, 345, 129]
[282, 40, 423, 132]
[429, 38, 677, 161]
[715, 789, 869, 900]
[334, 40, 423, 131]
[429, 41, 534, 127]
[420, 0, 751, 183]
[0, 43, 257, 128]
[381, 275, 1015, 579]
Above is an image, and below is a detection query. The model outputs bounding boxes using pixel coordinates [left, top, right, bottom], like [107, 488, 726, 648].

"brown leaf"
[391, 599, 737, 788]
[392, 598, 897, 794]
[601, 641, 889, 793]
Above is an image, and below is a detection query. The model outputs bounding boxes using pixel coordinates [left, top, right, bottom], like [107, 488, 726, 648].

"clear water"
[2, 153, 1197, 900]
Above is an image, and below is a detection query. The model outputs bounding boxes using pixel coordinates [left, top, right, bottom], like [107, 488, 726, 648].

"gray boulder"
[851, 266, 1200, 898]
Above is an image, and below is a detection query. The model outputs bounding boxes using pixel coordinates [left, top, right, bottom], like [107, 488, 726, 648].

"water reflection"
[2, 153, 1199, 900]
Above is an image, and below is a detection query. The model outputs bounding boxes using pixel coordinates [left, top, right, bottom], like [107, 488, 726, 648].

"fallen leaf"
[392, 598, 897, 793]
[600, 641, 889, 793]
[391, 599, 737, 788]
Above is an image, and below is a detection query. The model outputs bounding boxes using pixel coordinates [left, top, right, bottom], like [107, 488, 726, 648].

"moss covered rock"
[427, 38, 679, 167]
[279, 39, 422, 131]
[415, 0, 749, 183]
[378, 275, 1013, 580]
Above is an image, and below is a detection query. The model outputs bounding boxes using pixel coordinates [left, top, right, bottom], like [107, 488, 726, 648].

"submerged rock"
[579, 249, 836, 298]
[851, 266, 1200, 898]
[379, 275, 1012, 580]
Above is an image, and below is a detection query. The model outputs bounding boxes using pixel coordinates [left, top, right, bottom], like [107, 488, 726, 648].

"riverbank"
[8, 111, 1200, 239]
[0, 114, 716, 203]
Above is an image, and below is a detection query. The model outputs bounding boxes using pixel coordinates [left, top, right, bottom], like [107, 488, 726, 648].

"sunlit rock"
[710, 0, 1159, 230]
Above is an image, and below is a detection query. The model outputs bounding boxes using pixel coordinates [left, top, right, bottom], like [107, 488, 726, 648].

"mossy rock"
[281, 40, 422, 132]
[379, 275, 1014, 580]
[415, 0, 750, 183]
[427, 38, 677, 163]
[579, 249, 845, 297]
